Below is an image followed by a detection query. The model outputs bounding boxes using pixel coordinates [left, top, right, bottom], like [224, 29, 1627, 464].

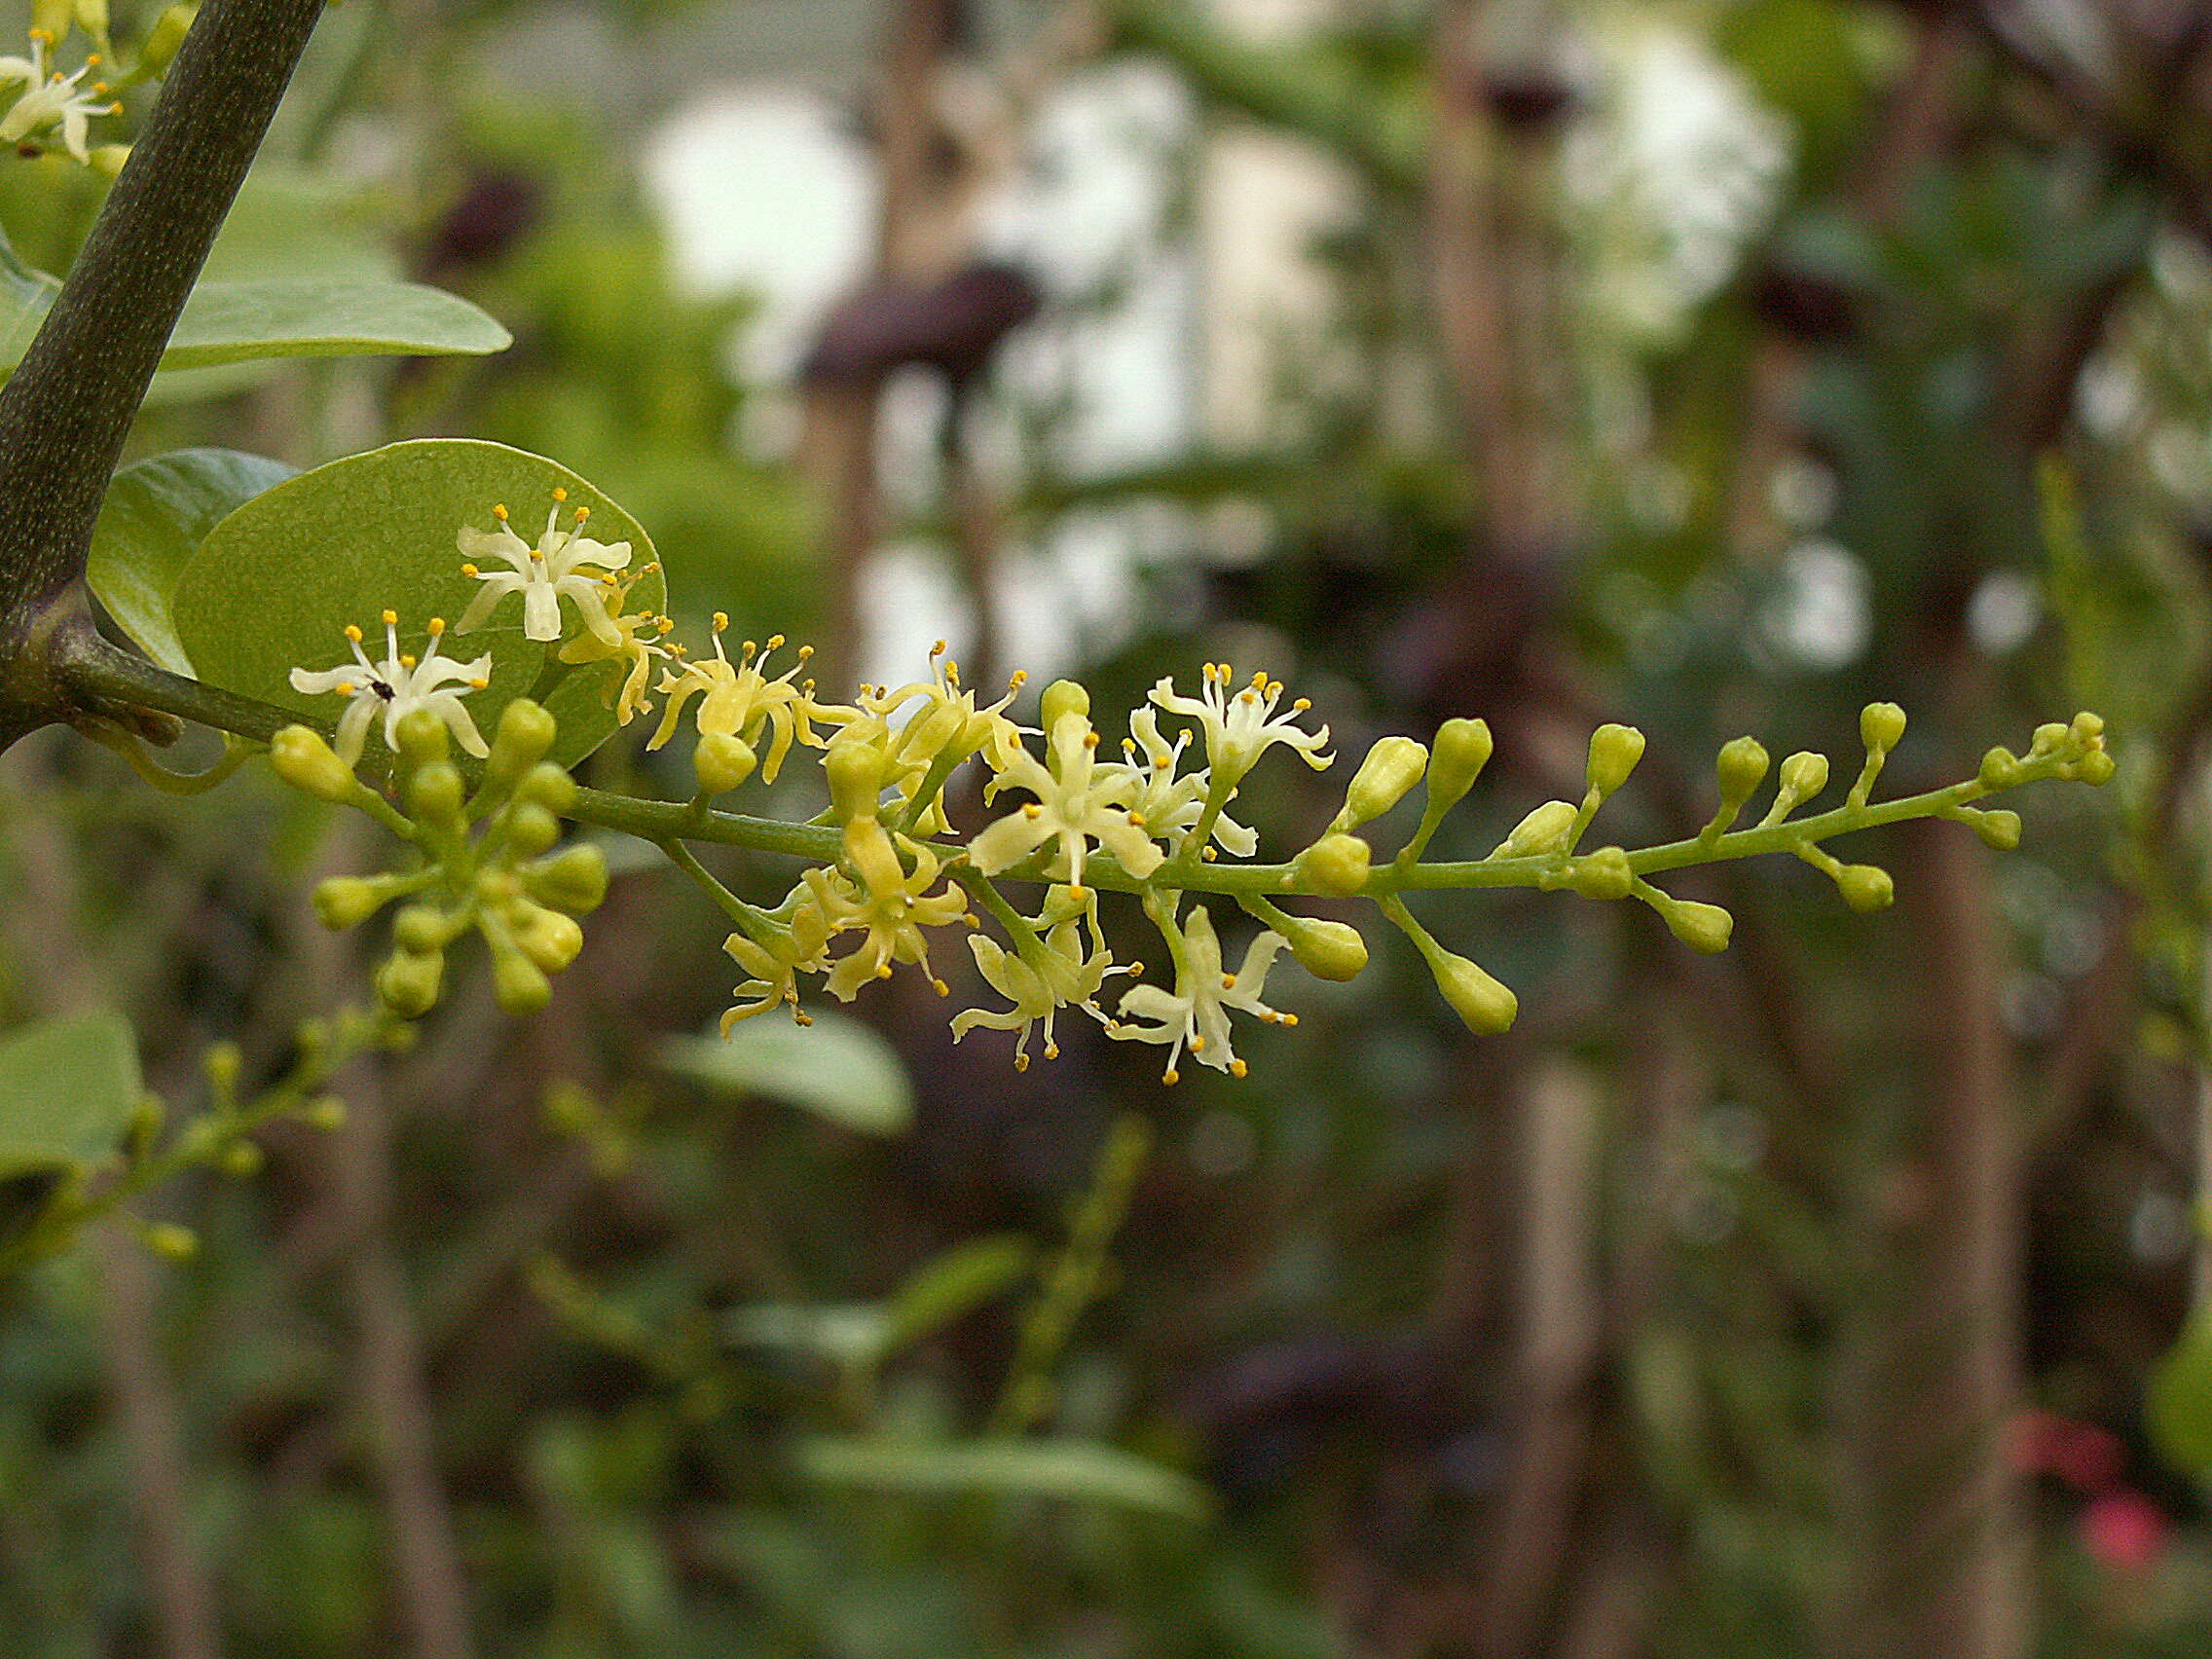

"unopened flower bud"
[1968, 808, 2021, 851]
[1567, 845, 1633, 901]
[484, 698, 558, 793]
[219, 1139, 263, 1178]
[516, 761, 576, 813]
[2071, 711, 2106, 745]
[1586, 723, 1645, 797]
[376, 948, 444, 1018]
[1712, 736, 1770, 832]
[525, 844, 608, 914]
[1979, 746, 2021, 790]
[1338, 736, 1428, 830]
[506, 803, 561, 859]
[694, 732, 758, 795]
[302, 1097, 347, 1132]
[392, 706, 450, 766]
[1425, 718, 1493, 816]
[203, 1041, 240, 1098]
[2030, 721, 2069, 757]
[1778, 752, 1828, 806]
[391, 904, 448, 956]
[511, 906, 584, 975]
[491, 944, 552, 1015]
[1290, 832, 1371, 896]
[1836, 864, 1895, 914]
[1275, 914, 1370, 981]
[133, 2, 194, 79]
[2075, 749, 2116, 786]
[314, 876, 388, 932]
[1494, 799, 1578, 860]
[1659, 898, 1734, 955]
[1040, 679, 1089, 729]
[824, 737, 884, 821]
[406, 759, 465, 826]
[269, 725, 358, 803]
[1860, 702, 1907, 755]
[1428, 948, 1518, 1035]
[143, 1223, 198, 1262]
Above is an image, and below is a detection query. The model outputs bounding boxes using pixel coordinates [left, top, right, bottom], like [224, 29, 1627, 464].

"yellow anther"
[344, 624, 363, 643]
[551, 486, 568, 502]
[428, 617, 446, 635]
[572, 506, 590, 521]
[655, 617, 675, 635]
[1127, 812, 1147, 827]
[1280, 1014, 1299, 1027]
[876, 964, 893, 979]
[493, 503, 509, 521]
[1191, 1035, 1206, 1052]
[1163, 1068, 1181, 1086]
[1293, 698, 1311, 712]
[1083, 731, 1100, 749]
[381, 608, 397, 625]
[1201, 847, 1218, 861]
[932, 639, 948, 656]
[712, 611, 729, 632]
[1221, 974, 1236, 989]
[601, 573, 617, 586]
[1068, 883, 1087, 899]
[794, 1011, 814, 1026]
[798, 645, 815, 660]
[1015, 1052, 1031, 1072]
[86, 53, 99, 65]
[461, 562, 479, 577]
[932, 978, 949, 997]
[336, 682, 356, 696]
[1045, 1042, 1060, 1060]
[399, 653, 418, 669]
[1231, 1059, 1249, 1079]
[1010, 670, 1028, 687]
[1022, 803, 1043, 819]
[470, 677, 490, 690]
[767, 634, 785, 649]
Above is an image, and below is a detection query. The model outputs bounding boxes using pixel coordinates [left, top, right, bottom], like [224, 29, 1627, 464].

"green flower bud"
[1338, 736, 1428, 830]
[525, 845, 608, 915]
[269, 725, 359, 803]
[824, 737, 885, 821]
[1275, 914, 1370, 981]
[391, 904, 449, 956]
[1567, 845, 1633, 901]
[406, 759, 465, 826]
[1660, 899, 1734, 956]
[313, 876, 389, 932]
[484, 698, 558, 793]
[1494, 799, 1578, 860]
[2072, 711, 2106, 745]
[1836, 864, 1895, 914]
[218, 1139, 263, 1179]
[2030, 721, 2070, 757]
[1586, 723, 1646, 797]
[302, 1097, 347, 1132]
[143, 1223, 198, 1263]
[1860, 702, 1907, 755]
[506, 804, 561, 859]
[132, 2, 195, 79]
[1978, 746, 2021, 790]
[516, 762, 576, 813]
[1969, 808, 2021, 851]
[511, 906, 585, 975]
[376, 948, 444, 1019]
[492, 945, 553, 1015]
[1290, 832, 1371, 896]
[203, 1041, 240, 1098]
[1712, 736, 1770, 831]
[1040, 679, 1089, 729]
[1778, 752, 1828, 805]
[392, 707, 450, 766]
[1428, 948, 1518, 1035]
[2076, 749, 2116, 786]
[694, 732, 758, 795]
[1425, 718, 1493, 817]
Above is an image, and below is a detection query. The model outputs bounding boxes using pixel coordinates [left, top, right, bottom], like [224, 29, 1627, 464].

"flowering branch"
[0, 0, 325, 748]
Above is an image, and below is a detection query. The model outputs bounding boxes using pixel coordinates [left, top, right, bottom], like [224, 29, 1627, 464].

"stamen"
[344, 624, 363, 643]
[712, 611, 729, 632]
[1231, 1058, 1249, 1078]
[399, 653, 418, 669]
[551, 486, 568, 502]
[493, 503, 509, 521]
[428, 617, 446, 636]
[381, 608, 397, 626]
[461, 563, 479, 577]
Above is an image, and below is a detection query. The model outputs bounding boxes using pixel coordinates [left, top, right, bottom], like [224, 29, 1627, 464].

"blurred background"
[5, 0, 2212, 1653]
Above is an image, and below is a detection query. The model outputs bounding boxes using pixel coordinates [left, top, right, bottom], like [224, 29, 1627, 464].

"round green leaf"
[658, 1013, 914, 1137]
[171, 439, 664, 768]
[0, 1012, 142, 1180]
[89, 448, 299, 675]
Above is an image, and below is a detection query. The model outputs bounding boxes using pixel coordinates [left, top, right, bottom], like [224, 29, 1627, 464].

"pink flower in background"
[2081, 1491, 2168, 1575]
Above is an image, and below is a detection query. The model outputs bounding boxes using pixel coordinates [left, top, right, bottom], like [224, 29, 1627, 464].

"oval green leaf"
[171, 439, 664, 768]
[794, 1437, 1214, 1523]
[0, 1012, 142, 1180]
[158, 278, 510, 370]
[89, 448, 299, 675]
[658, 1013, 913, 1137]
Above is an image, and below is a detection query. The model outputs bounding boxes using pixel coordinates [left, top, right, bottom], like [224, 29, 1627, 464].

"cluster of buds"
[270, 691, 608, 1019]
[272, 492, 2117, 1088]
[0, 3, 188, 173]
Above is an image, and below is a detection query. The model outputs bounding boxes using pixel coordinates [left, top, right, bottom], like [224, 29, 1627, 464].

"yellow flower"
[557, 567, 671, 725]
[649, 617, 829, 783]
[1108, 903, 1290, 1083]
[811, 818, 972, 1002]
[970, 710, 1164, 891]
[950, 897, 1125, 1070]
